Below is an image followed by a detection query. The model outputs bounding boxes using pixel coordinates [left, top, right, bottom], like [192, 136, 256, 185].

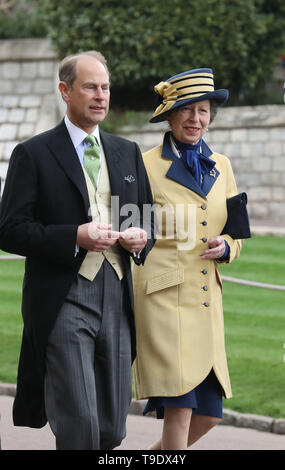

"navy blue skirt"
[143, 369, 223, 419]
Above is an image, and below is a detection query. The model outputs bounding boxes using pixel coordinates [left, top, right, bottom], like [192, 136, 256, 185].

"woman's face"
[167, 100, 211, 145]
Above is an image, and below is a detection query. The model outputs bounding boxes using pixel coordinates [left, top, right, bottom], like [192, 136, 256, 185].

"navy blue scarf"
[173, 135, 216, 187]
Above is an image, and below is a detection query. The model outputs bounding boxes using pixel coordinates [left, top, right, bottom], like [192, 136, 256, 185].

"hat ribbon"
[153, 81, 178, 117]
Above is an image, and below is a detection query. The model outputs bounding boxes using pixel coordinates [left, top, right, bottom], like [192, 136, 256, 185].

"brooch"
[210, 169, 216, 178]
[124, 175, 135, 183]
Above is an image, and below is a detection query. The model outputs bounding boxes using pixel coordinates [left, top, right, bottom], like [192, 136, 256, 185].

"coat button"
[201, 269, 208, 274]
[201, 220, 207, 226]
[201, 204, 207, 210]
[202, 285, 208, 291]
[203, 302, 210, 307]
[201, 237, 207, 243]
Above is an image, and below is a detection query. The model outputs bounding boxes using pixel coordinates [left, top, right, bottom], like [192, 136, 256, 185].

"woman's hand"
[201, 236, 226, 259]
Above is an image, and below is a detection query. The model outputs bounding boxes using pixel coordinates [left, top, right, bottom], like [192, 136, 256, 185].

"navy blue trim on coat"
[161, 132, 220, 199]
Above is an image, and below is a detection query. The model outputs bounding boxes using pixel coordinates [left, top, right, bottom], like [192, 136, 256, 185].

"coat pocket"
[146, 268, 184, 294]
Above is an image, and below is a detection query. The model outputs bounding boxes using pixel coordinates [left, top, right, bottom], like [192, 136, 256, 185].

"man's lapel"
[47, 120, 91, 219]
[99, 130, 129, 231]
[99, 130, 123, 195]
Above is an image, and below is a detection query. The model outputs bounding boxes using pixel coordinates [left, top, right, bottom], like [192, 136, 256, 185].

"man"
[0, 51, 155, 450]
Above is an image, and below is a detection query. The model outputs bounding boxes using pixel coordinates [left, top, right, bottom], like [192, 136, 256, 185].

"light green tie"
[83, 135, 101, 189]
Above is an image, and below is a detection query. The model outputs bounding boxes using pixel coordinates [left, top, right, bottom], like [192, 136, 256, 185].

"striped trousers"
[44, 260, 132, 450]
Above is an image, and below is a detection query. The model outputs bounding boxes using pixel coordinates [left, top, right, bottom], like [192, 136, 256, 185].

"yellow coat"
[133, 133, 242, 400]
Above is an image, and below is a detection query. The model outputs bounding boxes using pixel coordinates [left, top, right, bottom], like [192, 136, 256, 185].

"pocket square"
[124, 175, 135, 183]
[221, 192, 251, 239]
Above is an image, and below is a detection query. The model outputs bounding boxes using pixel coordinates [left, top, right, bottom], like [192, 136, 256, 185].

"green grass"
[219, 235, 285, 285]
[219, 235, 285, 418]
[1, 236, 285, 418]
[0, 251, 24, 383]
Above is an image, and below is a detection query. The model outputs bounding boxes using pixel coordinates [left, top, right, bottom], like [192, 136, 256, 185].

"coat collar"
[161, 131, 220, 198]
[47, 120, 91, 218]
[99, 129, 121, 168]
[99, 129, 125, 194]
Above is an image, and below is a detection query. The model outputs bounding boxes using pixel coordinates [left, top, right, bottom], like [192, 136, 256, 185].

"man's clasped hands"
[77, 222, 147, 253]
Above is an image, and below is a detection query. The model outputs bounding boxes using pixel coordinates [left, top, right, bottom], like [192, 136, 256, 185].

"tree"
[0, 0, 47, 38]
[40, 0, 285, 107]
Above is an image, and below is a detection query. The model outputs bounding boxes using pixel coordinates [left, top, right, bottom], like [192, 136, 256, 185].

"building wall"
[0, 39, 59, 187]
[1, 39, 285, 223]
[123, 105, 285, 222]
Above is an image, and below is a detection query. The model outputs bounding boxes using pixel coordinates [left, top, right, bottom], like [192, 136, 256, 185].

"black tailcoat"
[0, 120, 155, 427]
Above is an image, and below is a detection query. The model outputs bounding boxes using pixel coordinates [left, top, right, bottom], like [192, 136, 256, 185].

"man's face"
[60, 56, 110, 133]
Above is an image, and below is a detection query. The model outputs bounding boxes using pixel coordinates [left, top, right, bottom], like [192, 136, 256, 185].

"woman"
[132, 68, 243, 450]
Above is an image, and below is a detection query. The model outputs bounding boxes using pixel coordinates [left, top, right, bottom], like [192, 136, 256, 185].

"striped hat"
[150, 68, 228, 123]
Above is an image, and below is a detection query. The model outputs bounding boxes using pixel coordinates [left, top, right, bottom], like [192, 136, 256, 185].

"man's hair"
[59, 51, 109, 88]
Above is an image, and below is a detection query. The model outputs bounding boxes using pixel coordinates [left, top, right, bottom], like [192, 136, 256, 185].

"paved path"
[0, 396, 284, 451]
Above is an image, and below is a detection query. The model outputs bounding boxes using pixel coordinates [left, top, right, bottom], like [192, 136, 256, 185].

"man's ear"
[58, 81, 70, 103]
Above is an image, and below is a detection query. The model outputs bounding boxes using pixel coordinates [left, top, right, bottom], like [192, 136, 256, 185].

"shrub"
[0, 0, 47, 39]
[39, 0, 285, 107]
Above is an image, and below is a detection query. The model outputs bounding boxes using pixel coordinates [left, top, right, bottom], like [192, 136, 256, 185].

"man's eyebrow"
[83, 80, 110, 86]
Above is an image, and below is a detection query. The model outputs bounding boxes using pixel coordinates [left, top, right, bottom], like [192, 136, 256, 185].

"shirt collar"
[64, 115, 101, 149]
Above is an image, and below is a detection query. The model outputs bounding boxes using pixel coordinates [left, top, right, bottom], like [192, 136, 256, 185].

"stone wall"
[208, 108, 285, 221]
[0, 38, 285, 224]
[122, 105, 285, 222]
[0, 39, 59, 188]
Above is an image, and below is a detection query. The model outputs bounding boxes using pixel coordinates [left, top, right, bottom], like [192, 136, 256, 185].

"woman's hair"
[59, 51, 109, 88]
[209, 100, 218, 123]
